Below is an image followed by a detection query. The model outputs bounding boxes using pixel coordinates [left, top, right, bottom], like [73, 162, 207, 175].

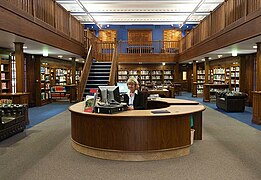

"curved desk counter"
[69, 98, 205, 161]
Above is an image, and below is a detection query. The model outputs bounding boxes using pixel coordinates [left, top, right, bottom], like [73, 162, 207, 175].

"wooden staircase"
[83, 62, 111, 98]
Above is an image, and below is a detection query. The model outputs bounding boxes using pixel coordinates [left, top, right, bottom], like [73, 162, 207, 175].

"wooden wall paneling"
[240, 54, 255, 106]
[55, 3, 70, 36]
[174, 62, 180, 82]
[34, 55, 41, 106]
[248, 0, 261, 14]
[26, 54, 37, 106]
[71, 57, 76, 84]
[14, 42, 25, 92]
[187, 65, 193, 92]
[99, 30, 117, 42]
[128, 30, 152, 45]
[163, 29, 182, 50]
[256, 43, 261, 91]
[204, 57, 209, 84]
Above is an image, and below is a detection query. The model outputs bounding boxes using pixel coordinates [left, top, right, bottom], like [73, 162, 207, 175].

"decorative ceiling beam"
[180, 0, 206, 28]
[75, 0, 101, 28]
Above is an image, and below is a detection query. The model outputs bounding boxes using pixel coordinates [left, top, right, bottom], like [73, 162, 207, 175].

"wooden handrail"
[77, 46, 93, 101]
[118, 40, 179, 54]
[3, 0, 84, 45]
[108, 42, 118, 86]
[180, 0, 261, 53]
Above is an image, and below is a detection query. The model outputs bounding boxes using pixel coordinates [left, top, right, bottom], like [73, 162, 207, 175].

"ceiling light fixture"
[217, 55, 223, 58]
[43, 49, 48, 57]
[201, 58, 205, 61]
[253, 45, 257, 49]
[23, 46, 27, 49]
[232, 49, 237, 57]
[58, 55, 63, 58]
[162, 62, 166, 66]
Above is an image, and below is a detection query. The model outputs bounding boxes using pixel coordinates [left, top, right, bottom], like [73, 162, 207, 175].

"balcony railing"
[180, 0, 261, 53]
[4, 0, 84, 44]
[119, 40, 179, 55]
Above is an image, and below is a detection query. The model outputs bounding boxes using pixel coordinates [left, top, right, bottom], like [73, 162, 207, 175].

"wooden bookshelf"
[117, 64, 175, 89]
[230, 64, 240, 91]
[40, 65, 51, 105]
[0, 55, 11, 93]
[196, 69, 205, 95]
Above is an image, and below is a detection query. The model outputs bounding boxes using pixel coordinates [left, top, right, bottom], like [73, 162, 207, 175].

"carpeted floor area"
[1, 104, 261, 180]
[176, 92, 261, 131]
[27, 102, 72, 128]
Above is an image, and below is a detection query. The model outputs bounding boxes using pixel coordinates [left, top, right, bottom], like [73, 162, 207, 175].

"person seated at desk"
[123, 77, 146, 110]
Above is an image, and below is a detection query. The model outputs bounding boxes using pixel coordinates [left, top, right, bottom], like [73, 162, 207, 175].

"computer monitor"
[117, 82, 129, 94]
[98, 86, 120, 105]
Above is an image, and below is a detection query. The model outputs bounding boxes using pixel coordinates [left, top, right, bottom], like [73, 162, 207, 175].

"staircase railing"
[118, 40, 179, 54]
[84, 29, 116, 61]
[77, 46, 93, 101]
[108, 42, 118, 86]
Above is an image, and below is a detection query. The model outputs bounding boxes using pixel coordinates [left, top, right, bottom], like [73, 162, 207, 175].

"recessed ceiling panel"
[56, 0, 225, 25]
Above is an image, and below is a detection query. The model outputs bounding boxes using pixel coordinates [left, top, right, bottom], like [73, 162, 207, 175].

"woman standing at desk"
[123, 77, 146, 110]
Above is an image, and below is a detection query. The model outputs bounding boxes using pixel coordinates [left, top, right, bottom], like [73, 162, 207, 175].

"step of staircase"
[87, 80, 108, 84]
[89, 72, 110, 76]
[91, 64, 111, 68]
[86, 84, 108, 88]
[92, 62, 112, 65]
[88, 76, 110, 80]
[90, 68, 111, 72]
[82, 61, 112, 98]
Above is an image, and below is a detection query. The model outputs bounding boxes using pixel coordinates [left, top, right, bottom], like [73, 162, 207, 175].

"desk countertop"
[69, 98, 205, 117]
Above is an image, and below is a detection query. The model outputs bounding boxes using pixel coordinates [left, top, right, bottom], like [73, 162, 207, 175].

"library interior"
[1, 0, 261, 179]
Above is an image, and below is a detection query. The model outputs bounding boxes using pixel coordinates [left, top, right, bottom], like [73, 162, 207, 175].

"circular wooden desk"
[69, 98, 205, 161]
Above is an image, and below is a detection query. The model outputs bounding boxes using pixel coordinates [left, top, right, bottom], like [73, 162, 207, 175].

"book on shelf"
[1, 64, 4, 71]
[1, 82, 6, 89]
[1, 73, 5, 80]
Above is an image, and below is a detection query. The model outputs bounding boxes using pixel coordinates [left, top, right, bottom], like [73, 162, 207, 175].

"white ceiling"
[56, 0, 224, 25]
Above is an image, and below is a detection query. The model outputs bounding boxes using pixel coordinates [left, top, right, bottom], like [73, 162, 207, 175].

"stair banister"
[108, 42, 118, 86]
[77, 46, 93, 101]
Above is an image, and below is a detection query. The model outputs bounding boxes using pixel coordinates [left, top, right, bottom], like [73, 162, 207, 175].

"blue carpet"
[27, 102, 72, 129]
[176, 92, 261, 131]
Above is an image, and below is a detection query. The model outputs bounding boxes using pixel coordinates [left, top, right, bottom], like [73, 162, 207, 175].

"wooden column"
[204, 57, 209, 84]
[193, 61, 197, 82]
[252, 42, 261, 124]
[192, 60, 197, 97]
[70, 57, 77, 103]
[34, 55, 41, 106]
[71, 57, 76, 84]
[256, 43, 261, 91]
[14, 42, 25, 93]
[174, 62, 180, 82]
